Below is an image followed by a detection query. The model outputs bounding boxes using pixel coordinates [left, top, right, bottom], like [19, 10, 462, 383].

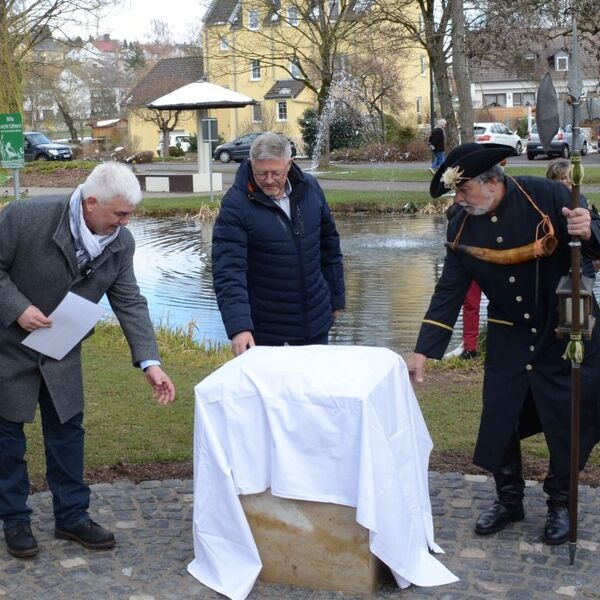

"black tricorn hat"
[430, 143, 515, 198]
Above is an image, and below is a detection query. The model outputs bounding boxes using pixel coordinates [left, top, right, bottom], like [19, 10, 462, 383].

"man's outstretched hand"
[406, 352, 427, 384]
[144, 365, 176, 405]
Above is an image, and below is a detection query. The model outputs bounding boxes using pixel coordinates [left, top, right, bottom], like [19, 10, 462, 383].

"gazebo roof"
[147, 81, 255, 110]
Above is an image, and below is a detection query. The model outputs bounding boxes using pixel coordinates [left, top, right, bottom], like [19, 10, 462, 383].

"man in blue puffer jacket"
[212, 132, 345, 355]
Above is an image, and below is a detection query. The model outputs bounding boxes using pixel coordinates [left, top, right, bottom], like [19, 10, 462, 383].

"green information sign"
[0, 112, 24, 169]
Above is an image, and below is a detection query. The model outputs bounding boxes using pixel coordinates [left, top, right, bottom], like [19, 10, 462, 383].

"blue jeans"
[0, 382, 90, 530]
[432, 151, 445, 170]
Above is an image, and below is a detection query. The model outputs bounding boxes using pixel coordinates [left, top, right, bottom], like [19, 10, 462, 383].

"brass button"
[516, 296, 523, 302]
[491, 215, 498, 223]
[524, 313, 530, 319]
[529, 345, 535, 351]
[526, 364, 533, 371]
[496, 236, 503, 243]
[531, 327, 537, 333]
[509, 276, 516, 283]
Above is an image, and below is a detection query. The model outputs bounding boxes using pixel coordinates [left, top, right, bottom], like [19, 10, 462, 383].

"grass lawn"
[128, 190, 437, 217]
[20, 323, 600, 479]
[316, 164, 600, 184]
[23, 322, 231, 478]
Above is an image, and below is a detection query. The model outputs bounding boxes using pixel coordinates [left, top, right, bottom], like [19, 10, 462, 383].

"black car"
[213, 132, 297, 163]
[24, 132, 72, 161]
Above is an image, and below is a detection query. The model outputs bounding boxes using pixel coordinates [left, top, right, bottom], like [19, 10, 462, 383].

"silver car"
[526, 124, 589, 160]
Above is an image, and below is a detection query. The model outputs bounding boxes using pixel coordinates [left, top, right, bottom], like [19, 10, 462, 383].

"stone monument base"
[240, 491, 385, 596]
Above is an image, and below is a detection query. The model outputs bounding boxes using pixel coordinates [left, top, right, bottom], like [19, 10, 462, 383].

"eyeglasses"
[253, 168, 289, 179]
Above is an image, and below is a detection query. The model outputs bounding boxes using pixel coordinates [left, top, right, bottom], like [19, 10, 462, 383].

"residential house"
[125, 55, 204, 152]
[202, 0, 431, 151]
[470, 32, 600, 129]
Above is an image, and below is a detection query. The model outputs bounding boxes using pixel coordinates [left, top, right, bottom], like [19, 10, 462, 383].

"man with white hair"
[427, 118, 447, 175]
[0, 162, 175, 559]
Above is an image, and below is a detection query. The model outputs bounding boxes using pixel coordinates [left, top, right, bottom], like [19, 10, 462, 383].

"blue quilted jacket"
[212, 160, 345, 345]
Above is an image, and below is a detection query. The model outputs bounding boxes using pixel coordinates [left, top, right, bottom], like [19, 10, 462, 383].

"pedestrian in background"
[428, 118, 447, 175]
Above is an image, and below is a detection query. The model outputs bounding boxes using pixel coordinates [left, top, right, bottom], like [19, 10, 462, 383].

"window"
[219, 37, 229, 51]
[287, 6, 298, 26]
[416, 96, 422, 114]
[248, 9, 259, 30]
[277, 101, 288, 122]
[483, 93, 506, 107]
[418, 15, 424, 33]
[555, 54, 569, 71]
[513, 92, 535, 106]
[253, 102, 263, 123]
[333, 53, 347, 72]
[420, 55, 427, 77]
[290, 60, 301, 78]
[250, 59, 261, 80]
[329, 0, 339, 19]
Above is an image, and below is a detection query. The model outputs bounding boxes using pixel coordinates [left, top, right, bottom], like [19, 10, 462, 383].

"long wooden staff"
[563, 18, 585, 566]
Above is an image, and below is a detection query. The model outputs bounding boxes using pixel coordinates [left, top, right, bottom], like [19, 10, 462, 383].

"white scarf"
[69, 185, 120, 267]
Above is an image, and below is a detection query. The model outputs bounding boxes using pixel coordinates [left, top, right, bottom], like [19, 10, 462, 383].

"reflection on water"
[102, 213, 474, 353]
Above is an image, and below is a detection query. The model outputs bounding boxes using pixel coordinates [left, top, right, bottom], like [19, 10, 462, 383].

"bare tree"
[0, 0, 115, 113]
[205, 0, 384, 163]
[347, 44, 408, 142]
[130, 108, 183, 157]
[147, 19, 173, 46]
[373, 0, 461, 149]
[451, 0, 473, 142]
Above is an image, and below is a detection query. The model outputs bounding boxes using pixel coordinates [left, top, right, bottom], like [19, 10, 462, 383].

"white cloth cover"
[187, 345, 458, 599]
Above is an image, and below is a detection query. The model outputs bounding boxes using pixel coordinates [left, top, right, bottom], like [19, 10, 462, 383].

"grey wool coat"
[0, 195, 160, 424]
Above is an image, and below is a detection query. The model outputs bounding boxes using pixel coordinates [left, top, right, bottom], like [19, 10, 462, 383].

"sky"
[80, 0, 207, 43]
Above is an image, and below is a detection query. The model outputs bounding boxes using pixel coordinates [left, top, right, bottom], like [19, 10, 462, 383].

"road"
[134, 152, 600, 194]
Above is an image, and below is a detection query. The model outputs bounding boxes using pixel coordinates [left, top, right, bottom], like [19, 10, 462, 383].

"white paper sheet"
[21, 292, 106, 360]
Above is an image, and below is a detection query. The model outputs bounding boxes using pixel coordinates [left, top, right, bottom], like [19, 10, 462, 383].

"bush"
[298, 106, 367, 158]
[383, 116, 416, 146]
[114, 150, 153, 164]
[403, 138, 430, 161]
[329, 138, 431, 163]
[515, 117, 529, 139]
[298, 108, 319, 157]
[330, 143, 411, 162]
[169, 145, 185, 157]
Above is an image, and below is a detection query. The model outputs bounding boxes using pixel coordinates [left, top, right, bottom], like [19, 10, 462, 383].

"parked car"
[23, 132, 72, 161]
[156, 132, 192, 157]
[473, 122, 523, 156]
[526, 124, 589, 160]
[213, 132, 297, 163]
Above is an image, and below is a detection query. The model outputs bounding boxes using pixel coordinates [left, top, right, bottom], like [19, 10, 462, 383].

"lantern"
[555, 274, 596, 339]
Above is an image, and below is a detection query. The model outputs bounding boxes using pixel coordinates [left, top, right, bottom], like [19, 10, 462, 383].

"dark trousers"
[497, 432, 569, 504]
[0, 382, 90, 530]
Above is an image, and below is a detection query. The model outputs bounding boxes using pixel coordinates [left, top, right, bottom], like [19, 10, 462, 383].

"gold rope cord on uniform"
[446, 176, 558, 265]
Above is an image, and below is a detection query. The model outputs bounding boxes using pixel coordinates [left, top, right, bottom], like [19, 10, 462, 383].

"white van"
[156, 131, 192, 156]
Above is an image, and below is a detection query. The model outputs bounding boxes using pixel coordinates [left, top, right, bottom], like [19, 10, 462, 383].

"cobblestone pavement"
[1, 473, 599, 600]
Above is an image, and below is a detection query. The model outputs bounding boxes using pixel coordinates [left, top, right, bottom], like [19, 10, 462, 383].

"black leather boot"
[475, 434, 525, 535]
[4, 521, 38, 558]
[542, 470, 569, 545]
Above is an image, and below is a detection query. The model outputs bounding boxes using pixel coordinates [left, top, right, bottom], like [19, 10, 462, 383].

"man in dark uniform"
[407, 143, 600, 545]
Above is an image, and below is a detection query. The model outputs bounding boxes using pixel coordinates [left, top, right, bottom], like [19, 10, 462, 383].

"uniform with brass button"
[409, 143, 600, 547]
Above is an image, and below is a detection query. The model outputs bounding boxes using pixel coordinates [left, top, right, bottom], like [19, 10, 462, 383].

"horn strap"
[447, 177, 557, 265]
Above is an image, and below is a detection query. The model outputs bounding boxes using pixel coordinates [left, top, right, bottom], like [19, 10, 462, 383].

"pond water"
[101, 213, 477, 355]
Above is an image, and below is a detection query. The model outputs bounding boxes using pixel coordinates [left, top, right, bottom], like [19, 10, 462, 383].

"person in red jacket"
[460, 281, 481, 359]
